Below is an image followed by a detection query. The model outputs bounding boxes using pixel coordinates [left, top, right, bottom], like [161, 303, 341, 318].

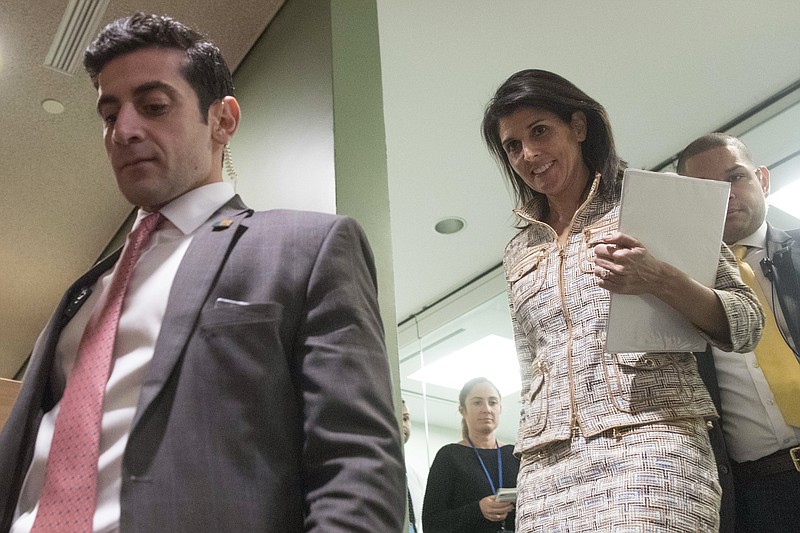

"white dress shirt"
[406, 460, 426, 533]
[12, 183, 235, 533]
[711, 222, 800, 462]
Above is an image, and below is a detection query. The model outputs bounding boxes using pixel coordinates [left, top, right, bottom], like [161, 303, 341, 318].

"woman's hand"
[593, 231, 730, 342]
[592, 232, 665, 294]
[479, 495, 514, 522]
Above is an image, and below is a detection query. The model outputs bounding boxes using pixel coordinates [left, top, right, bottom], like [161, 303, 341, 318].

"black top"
[422, 443, 519, 532]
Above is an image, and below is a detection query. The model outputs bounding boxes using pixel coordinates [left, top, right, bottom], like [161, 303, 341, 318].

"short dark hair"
[458, 377, 501, 439]
[482, 69, 625, 209]
[84, 12, 234, 121]
[676, 132, 754, 174]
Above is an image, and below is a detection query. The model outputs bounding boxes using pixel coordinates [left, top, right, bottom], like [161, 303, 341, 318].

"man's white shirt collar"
[734, 221, 768, 251]
[135, 182, 236, 235]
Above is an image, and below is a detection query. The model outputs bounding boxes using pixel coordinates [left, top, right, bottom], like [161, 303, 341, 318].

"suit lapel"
[766, 223, 794, 251]
[765, 223, 800, 354]
[131, 199, 251, 429]
[36, 250, 122, 405]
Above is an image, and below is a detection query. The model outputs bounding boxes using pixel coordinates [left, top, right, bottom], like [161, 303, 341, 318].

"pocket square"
[214, 297, 251, 308]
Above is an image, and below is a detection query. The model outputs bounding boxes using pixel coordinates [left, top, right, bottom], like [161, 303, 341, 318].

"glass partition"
[399, 267, 519, 483]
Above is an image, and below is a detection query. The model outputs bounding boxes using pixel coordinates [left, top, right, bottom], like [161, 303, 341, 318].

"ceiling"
[1, 1, 800, 445]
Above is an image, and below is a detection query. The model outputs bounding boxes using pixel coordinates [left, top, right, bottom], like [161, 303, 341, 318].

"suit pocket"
[520, 359, 549, 437]
[603, 351, 694, 413]
[201, 302, 283, 328]
[507, 244, 550, 312]
[578, 217, 617, 274]
[198, 301, 285, 367]
[196, 302, 288, 393]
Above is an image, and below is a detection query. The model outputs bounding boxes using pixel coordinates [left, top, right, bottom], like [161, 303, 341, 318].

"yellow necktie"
[731, 244, 800, 426]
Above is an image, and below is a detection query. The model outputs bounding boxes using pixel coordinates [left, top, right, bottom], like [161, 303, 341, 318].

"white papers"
[495, 487, 517, 503]
[605, 169, 730, 353]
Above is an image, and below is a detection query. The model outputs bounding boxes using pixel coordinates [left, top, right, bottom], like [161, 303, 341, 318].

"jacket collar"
[512, 172, 604, 225]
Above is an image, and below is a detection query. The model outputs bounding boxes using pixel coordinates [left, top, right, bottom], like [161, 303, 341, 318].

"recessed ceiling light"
[42, 99, 65, 114]
[434, 217, 466, 235]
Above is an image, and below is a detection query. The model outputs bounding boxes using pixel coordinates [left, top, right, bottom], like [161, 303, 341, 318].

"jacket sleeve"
[298, 215, 405, 532]
[704, 243, 764, 352]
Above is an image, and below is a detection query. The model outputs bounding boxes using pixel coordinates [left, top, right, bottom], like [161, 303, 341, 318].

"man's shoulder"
[246, 209, 360, 232]
[786, 227, 800, 241]
[250, 208, 342, 223]
[766, 222, 800, 245]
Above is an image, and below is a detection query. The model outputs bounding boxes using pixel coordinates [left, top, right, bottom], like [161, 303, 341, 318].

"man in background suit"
[678, 133, 800, 532]
[402, 400, 425, 533]
[0, 13, 404, 532]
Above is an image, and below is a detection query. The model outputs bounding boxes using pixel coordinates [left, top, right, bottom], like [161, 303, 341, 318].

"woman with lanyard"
[422, 377, 520, 532]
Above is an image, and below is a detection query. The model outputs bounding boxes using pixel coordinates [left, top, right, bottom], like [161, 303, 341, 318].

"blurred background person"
[422, 377, 519, 532]
[403, 399, 426, 533]
[678, 133, 800, 533]
[481, 69, 763, 532]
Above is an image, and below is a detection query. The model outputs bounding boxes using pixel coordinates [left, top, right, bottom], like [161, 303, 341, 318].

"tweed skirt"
[515, 418, 721, 532]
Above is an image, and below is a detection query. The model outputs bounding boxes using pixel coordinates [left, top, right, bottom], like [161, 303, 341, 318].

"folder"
[605, 169, 730, 353]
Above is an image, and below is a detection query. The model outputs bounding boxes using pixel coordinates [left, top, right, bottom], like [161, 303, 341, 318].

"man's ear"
[211, 96, 240, 145]
[756, 165, 770, 197]
[570, 110, 587, 142]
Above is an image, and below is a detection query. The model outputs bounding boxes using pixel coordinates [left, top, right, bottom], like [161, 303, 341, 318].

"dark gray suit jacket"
[697, 224, 800, 533]
[0, 196, 405, 532]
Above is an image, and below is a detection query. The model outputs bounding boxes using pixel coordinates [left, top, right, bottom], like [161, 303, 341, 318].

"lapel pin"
[212, 219, 234, 231]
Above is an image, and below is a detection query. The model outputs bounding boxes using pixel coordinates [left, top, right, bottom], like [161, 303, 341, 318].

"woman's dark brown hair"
[482, 69, 625, 210]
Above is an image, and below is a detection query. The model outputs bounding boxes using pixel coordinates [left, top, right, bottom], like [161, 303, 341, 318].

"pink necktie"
[32, 212, 163, 533]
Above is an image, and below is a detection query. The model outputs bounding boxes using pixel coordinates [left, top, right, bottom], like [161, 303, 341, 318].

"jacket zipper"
[557, 243, 579, 435]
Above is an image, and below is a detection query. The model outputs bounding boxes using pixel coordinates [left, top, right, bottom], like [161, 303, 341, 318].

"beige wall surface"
[0, 378, 22, 431]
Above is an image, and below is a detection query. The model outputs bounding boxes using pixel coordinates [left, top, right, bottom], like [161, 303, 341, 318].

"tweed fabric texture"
[503, 175, 763, 455]
[516, 419, 721, 532]
[32, 212, 162, 533]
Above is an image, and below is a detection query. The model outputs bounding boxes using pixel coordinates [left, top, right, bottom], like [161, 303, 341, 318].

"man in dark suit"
[678, 133, 800, 533]
[0, 13, 404, 532]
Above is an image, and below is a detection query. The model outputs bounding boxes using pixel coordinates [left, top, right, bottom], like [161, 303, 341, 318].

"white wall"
[232, 0, 336, 213]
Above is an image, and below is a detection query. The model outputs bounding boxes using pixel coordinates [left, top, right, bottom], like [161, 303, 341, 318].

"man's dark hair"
[482, 69, 625, 210]
[84, 12, 234, 121]
[676, 132, 754, 174]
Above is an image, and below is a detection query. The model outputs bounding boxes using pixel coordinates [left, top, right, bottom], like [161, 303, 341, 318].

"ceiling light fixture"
[42, 99, 65, 114]
[407, 334, 521, 396]
[434, 217, 466, 235]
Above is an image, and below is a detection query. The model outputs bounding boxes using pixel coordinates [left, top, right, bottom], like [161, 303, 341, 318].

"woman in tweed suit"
[481, 69, 763, 532]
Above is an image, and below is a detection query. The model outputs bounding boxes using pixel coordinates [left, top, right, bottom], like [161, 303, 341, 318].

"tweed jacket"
[504, 175, 763, 456]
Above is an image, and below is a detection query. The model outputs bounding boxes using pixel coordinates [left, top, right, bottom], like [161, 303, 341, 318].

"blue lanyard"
[466, 436, 502, 494]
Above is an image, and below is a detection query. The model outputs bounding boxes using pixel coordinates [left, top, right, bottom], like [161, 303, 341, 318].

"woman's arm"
[593, 232, 763, 349]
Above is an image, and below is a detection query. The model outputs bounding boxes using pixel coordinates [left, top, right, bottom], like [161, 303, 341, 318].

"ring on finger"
[600, 268, 610, 279]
